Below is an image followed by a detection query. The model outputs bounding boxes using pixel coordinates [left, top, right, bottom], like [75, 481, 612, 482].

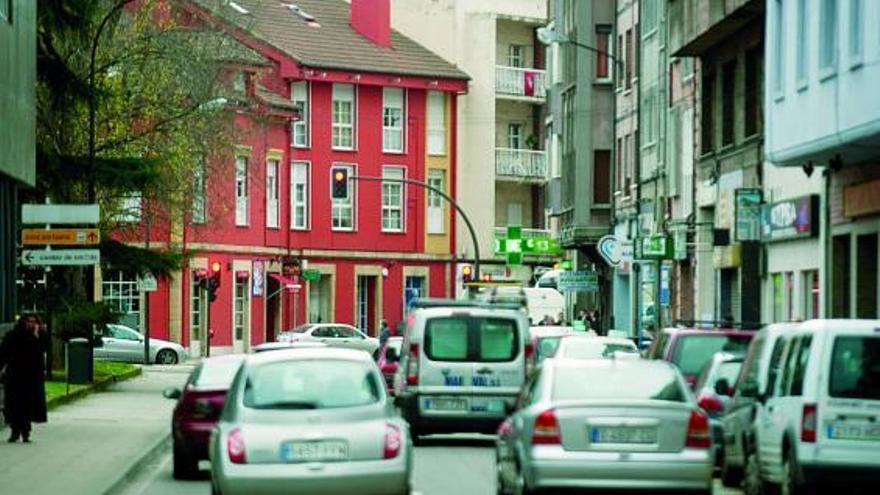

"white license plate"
[827, 422, 880, 441]
[425, 397, 468, 411]
[591, 426, 657, 444]
[281, 441, 349, 462]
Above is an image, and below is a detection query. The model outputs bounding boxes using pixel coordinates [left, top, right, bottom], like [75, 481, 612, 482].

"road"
[114, 434, 744, 495]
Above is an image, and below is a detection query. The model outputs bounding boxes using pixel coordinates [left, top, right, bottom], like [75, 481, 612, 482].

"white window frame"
[595, 25, 613, 83]
[819, 0, 838, 77]
[427, 91, 446, 156]
[508, 45, 524, 68]
[192, 156, 206, 224]
[332, 83, 356, 150]
[331, 163, 356, 231]
[233, 71, 247, 94]
[382, 87, 405, 153]
[796, 0, 808, 88]
[291, 161, 310, 230]
[847, 0, 862, 67]
[508, 123, 523, 149]
[117, 193, 142, 223]
[427, 169, 445, 235]
[403, 275, 426, 317]
[233, 276, 248, 343]
[266, 159, 279, 229]
[235, 155, 248, 226]
[291, 81, 310, 148]
[381, 166, 405, 233]
[102, 269, 141, 330]
[190, 272, 205, 342]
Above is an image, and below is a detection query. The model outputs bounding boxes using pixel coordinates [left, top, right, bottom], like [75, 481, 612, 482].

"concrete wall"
[495, 183, 535, 226]
[0, 0, 36, 186]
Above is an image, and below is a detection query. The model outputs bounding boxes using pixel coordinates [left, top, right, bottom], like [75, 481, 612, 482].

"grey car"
[209, 347, 412, 495]
[94, 324, 187, 364]
[496, 358, 714, 494]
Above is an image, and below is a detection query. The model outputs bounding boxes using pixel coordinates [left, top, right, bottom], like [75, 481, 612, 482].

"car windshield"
[192, 359, 243, 388]
[289, 324, 314, 334]
[243, 359, 382, 409]
[561, 339, 637, 359]
[424, 316, 518, 362]
[830, 336, 880, 400]
[672, 334, 753, 375]
[553, 364, 686, 402]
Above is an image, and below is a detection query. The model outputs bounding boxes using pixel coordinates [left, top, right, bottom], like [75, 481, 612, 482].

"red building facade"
[107, 0, 468, 355]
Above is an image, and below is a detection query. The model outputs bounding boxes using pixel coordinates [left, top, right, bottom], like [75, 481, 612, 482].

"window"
[766, 338, 787, 396]
[790, 336, 812, 396]
[190, 272, 205, 343]
[291, 162, 310, 230]
[595, 25, 612, 81]
[508, 123, 523, 149]
[796, 0, 808, 85]
[785, 272, 795, 321]
[616, 137, 624, 193]
[381, 166, 405, 232]
[617, 34, 624, 89]
[642, 0, 658, 34]
[427, 169, 445, 234]
[192, 156, 206, 224]
[331, 164, 355, 230]
[554, 365, 686, 403]
[244, 360, 381, 409]
[233, 71, 247, 94]
[427, 91, 446, 155]
[848, 0, 862, 64]
[508, 45, 524, 68]
[117, 193, 142, 223]
[745, 47, 760, 137]
[804, 270, 820, 319]
[625, 29, 633, 88]
[234, 276, 248, 342]
[102, 270, 140, 329]
[737, 335, 766, 397]
[773, 0, 785, 95]
[235, 156, 248, 226]
[593, 150, 610, 204]
[820, 0, 837, 73]
[701, 71, 714, 153]
[403, 276, 426, 317]
[424, 317, 518, 362]
[332, 84, 356, 149]
[291, 81, 310, 147]
[829, 336, 880, 400]
[773, 273, 785, 322]
[0, 0, 10, 22]
[779, 338, 801, 395]
[722, 59, 736, 146]
[382, 88, 404, 152]
[671, 335, 753, 376]
[266, 159, 279, 229]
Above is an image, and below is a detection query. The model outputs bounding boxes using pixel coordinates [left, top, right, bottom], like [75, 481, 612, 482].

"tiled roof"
[256, 85, 298, 111]
[193, 0, 469, 80]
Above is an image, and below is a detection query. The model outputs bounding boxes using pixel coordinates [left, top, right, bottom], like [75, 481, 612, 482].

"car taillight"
[384, 424, 401, 459]
[697, 394, 724, 415]
[685, 410, 711, 448]
[532, 409, 560, 445]
[525, 342, 535, 360]
[801, 403, 817, 443]
[497, 418, 513, 437]
[227, 427, 246, 464]
[406, 344, 420, 386]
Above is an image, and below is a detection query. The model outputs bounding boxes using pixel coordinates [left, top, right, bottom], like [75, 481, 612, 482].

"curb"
[46, 366, 144, 410]
[102, 432, 172, 495]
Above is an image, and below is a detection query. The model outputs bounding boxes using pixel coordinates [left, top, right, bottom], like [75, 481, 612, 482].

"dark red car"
[645, 327, 754, 387]
[163, 354, 244, 479]
[377, 336, 403, 392]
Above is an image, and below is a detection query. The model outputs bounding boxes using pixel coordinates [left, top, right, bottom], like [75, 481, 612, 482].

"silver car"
[552, 335, 640, 360]
[209, 347, 412, 495]
[496, 359, 714, 494]
[94, 324, 187, 364]
[276, 323, 379, 355]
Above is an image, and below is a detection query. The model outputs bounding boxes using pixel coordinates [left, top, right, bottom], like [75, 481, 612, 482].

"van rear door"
[470, 316, 524, 413]
[418, 315, 475, 414]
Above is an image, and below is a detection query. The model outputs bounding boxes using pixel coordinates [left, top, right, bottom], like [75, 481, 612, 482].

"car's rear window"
[192, 359, 243, 388]
[672, 334, 753, 375]
[830, 336, 880, 400]
[562, 340, 637, 359]
[424, 317, 518, 362]
[243, 359, 381, 409]
[289, 324, 314, 333]
[717, 361, 744, 387]
[536, 336, 562, 363]
[554, 365, 686, 402]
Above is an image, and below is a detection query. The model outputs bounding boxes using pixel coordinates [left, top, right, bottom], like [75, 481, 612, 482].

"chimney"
[350, 0, 391, 48]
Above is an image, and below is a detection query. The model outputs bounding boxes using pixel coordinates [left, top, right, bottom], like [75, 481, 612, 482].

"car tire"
[172, 442, 198, 480]
[782, 450, 812, 495]
[156, 349, 179, 365]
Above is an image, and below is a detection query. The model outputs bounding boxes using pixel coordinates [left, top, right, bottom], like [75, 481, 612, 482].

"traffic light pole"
[350, 175, 481, 279]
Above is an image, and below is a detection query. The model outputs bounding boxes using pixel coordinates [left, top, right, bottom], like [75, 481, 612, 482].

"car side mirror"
[163, 387, 181, 400]
[714, 378, 732, 397]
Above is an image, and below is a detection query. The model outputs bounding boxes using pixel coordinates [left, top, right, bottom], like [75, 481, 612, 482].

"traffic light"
[461, 264, 473, 282]
[331, 168, 349, 199]
[207, 261, 222, 302]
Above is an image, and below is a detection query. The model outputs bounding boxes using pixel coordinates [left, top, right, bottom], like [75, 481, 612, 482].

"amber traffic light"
[332, 168, 349, 199]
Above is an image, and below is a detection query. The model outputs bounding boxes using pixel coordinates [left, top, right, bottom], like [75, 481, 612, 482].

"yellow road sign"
[21, 228, 101, 246]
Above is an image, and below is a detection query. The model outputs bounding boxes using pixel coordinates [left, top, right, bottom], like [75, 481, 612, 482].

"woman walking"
[0, 314, 48, 443]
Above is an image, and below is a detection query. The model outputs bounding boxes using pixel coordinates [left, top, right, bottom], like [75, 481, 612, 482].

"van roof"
[411, 298, 523, 312]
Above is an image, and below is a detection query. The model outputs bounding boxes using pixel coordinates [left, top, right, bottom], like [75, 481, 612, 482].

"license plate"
[425, 397, 468, 411]
[827, 422, 880, 441]
[591, 426, 657, 444]
[470, 398, 506, 413]
[281, 441, 349, 462]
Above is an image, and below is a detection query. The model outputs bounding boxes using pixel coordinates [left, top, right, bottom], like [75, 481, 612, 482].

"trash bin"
[67, 338, 93, 384]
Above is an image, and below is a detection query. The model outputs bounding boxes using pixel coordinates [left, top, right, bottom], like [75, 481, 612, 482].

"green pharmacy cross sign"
[495, 225, 562, 266]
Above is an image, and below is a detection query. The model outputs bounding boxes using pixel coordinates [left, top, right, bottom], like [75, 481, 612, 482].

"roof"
[246, 346, 373, 365]
[256, 84, 298, 111]
[193, 0, 469, 81]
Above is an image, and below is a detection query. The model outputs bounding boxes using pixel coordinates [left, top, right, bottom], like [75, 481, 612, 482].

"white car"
[276, 324, 379, 355]
[753, 319, 880, 493]
[95, 324, 187, 364]
[553, 335, 640, 360]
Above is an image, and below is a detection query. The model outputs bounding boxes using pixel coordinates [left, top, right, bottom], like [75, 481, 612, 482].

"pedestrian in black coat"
[0, 315, 48, 443]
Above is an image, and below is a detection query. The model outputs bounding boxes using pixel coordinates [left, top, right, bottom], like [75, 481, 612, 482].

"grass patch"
[45, 381, 89, 403]
[45, 361, 140, 403]
[94, 361, 138, 378]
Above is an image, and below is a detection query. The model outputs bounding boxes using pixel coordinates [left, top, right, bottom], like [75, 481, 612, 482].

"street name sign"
[557, 271, 599, 292]
[21, 228, 100, 246]
[21, 249, 101, 266]
[22, 204, 100, 225]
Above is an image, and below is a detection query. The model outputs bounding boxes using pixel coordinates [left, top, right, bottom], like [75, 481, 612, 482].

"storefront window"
[804, 270, 820, 319]
[772, 273, 784, 323]
[785, 272, 794, 321]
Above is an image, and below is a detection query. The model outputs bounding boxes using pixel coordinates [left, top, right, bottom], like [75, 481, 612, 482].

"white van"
[393, 300, 531, 439]
[523, 287, 565, 325]
[753, 319, 880, 493]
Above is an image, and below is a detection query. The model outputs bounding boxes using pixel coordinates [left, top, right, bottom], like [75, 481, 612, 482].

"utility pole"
[143, 213, 151, 365]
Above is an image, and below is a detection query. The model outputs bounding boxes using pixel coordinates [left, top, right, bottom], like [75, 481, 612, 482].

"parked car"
[693, 352, 745, 470]
[646, 327, 754, 387]
[718, 322, 797, 491]
[276, 323, 379, 355]
[377, 336, 403, 392]
[394, 299, 531, 439]
[496, 358, 714, 494]
[251, 342, 327, 353]
[164, 354, 245, 479]
[209, 347, 412, 495]
[553, 335, 640, 360]
[94, 323, 187, 364]
[752, 319, 880, 494]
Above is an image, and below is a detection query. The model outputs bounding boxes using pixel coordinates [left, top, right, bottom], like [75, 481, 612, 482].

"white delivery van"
[523, 287, 565, 325]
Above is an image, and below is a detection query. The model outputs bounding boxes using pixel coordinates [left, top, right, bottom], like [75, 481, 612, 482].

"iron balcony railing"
[495, 147, 548, 182]
[495, 66, 547, 99]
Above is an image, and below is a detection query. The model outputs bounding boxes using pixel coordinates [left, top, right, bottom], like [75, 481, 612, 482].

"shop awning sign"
[761, 195, 819, 242]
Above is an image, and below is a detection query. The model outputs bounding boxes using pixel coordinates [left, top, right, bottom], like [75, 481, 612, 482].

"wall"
[0, 0, 36, 186]
[496, 19, 537, 67]
[425, 93, 454, 255]
[495, 182, 535, 227]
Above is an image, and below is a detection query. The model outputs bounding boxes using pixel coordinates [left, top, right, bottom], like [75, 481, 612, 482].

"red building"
[104, 0, 468, 355]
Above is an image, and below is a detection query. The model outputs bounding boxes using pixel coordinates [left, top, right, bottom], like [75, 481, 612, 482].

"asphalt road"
[114, 433, 744, 495]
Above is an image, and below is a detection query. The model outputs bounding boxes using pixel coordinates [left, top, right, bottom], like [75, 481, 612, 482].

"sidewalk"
[0, 365, 193, 494]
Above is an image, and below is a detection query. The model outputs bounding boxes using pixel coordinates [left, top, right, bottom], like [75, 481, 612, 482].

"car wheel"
[782, 450, 812, 495]
[156, 349, 178, 365]
[744, 449, 766, 495]
[172, 442, 198, 480]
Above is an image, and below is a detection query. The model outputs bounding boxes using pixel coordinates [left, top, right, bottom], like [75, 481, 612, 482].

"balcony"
[495, 66, 546, 101]
[495, 148, 548, 183]
[494, 226, 553, 239]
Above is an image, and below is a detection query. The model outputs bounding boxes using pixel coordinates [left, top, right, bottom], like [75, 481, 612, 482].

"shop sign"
[635, 235, 672, 260]
[713, 244, 742, 268]
[659, 264, 671, 307]
[673, 229, 688, 260]
[761, 195, 819, 242]
[844, 178, 880, 219]
[558, 271, 598, 292]
[735, 188, 763, 242]
[597, 235, 634, 267]
[252, 260, 264, 297]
